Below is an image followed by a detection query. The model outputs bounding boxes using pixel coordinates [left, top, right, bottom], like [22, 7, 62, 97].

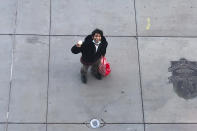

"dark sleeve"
[84, 35, 92, 42]
[71, 35, 91, 54]
[71, 45, 82, 54]
[101, 37, 108, 56]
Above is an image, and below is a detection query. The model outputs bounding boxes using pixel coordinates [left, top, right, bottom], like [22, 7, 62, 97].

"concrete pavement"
[1, 0, 197, 131]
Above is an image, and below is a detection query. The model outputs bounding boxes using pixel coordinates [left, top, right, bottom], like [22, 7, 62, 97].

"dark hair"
[91, 28, 103, 37]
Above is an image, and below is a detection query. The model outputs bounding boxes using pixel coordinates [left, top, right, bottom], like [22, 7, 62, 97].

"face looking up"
[93, 33, 101, 43]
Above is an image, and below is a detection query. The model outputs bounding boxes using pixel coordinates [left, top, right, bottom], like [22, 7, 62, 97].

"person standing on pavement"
[71, 29, 108, 83]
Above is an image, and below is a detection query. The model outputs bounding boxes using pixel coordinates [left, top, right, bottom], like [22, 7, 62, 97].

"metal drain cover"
[90, 119, 100, 128]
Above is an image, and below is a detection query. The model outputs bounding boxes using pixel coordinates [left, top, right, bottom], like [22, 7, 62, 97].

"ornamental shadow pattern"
[169, 58, 197, 100]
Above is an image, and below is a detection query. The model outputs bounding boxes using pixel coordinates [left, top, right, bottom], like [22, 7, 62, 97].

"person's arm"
[71, 43, 82, 54]
[72, 35, 90, 54]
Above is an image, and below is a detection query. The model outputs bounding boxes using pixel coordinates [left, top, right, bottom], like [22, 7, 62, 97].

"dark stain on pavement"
[26, 36, 47, 46]
[169, 58, 197, 100]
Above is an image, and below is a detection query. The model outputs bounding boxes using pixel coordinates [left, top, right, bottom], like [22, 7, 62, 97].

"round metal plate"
[90, 119, 100, 128]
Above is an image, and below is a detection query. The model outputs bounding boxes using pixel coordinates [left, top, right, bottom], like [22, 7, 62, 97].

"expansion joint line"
[133, 0, 146, 131]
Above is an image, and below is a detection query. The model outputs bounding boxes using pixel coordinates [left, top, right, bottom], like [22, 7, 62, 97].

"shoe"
[95, 73, 102, 80]
[81, 75, 87, 83]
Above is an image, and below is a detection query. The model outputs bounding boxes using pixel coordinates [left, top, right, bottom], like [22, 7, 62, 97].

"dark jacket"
[71, 35, 108, 64]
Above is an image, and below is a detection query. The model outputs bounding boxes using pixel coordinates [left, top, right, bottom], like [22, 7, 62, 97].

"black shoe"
[81, 75, 87, 83]
[95, 73, 102, 80]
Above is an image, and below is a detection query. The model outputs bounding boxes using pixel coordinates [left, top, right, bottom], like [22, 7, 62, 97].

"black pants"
[81, 59, 101, 77]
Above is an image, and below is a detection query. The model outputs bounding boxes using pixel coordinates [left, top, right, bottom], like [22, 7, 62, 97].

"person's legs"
[91, 59, 102, 80]
[81, 64, 89, 83]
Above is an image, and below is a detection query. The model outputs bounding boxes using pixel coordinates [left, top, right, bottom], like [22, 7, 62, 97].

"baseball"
[78, 40, 83, 45]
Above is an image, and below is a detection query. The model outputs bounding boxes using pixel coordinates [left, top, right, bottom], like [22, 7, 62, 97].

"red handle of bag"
[102, 56, 104, 64]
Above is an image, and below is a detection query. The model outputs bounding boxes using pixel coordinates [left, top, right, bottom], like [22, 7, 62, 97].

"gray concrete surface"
[0, 125, 6, 131]
[51, 0, 136, 36]
[16, 0, 50, 34]
[139, 38, 197, 123]
[48, 124, 144, 131]
[7, 124, 45, 131]
[146, 124, 197, 131]
[0, 0, 16, 34]
[0, 0, 197, 131]
[0, 36, 12, 122]
[136, 0, 197, 36]
[8, 36, 48, 122]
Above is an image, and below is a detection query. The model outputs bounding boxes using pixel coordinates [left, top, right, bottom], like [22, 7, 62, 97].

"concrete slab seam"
[46, 0, 52, 131]
[133, 0, 145, 131]
[2, 34, 197, 38]
[6, 0, 19, 129]
[4, 122, 197, 124]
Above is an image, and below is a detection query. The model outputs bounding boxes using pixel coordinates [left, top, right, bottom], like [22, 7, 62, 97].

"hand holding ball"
[76, 40, 83, 47]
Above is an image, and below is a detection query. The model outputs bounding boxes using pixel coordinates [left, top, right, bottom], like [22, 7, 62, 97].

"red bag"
[99, 57, 111, 76]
